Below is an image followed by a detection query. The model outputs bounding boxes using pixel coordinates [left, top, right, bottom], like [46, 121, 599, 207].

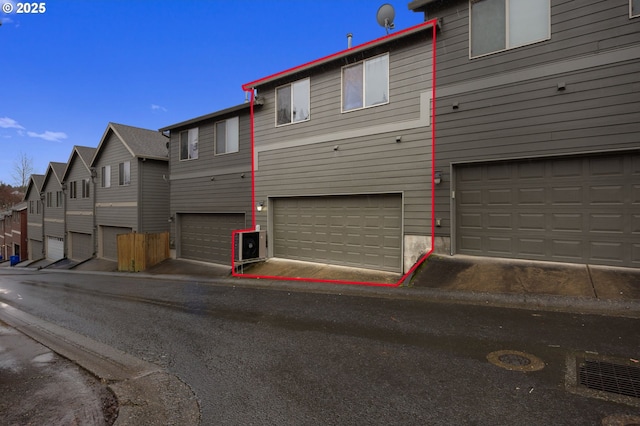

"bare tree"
[12, 151, 34, 190]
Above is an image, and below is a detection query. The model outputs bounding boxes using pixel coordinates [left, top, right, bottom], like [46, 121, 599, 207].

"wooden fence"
[117, 231, 169, 272]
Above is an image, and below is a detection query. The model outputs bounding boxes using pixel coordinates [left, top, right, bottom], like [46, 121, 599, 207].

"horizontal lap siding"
[169, 112, 253, 245]
[65, 156, 94, 235]
[427, 0, 640, 239]
[254, 35, 434, 237]
[140, 159, 169, 234]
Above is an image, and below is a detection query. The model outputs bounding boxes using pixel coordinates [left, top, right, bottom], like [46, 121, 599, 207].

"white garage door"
[272, 194, 403, 272]
[46, 236, 64, 260]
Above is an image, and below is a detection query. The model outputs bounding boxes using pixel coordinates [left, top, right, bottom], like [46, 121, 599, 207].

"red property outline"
[232, 19, 438, 287]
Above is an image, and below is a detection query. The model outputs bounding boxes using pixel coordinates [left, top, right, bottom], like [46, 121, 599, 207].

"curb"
[0, 303, 201, 426]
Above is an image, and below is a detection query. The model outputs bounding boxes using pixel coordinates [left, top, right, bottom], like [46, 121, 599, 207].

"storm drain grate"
[578, 359, 640, 399]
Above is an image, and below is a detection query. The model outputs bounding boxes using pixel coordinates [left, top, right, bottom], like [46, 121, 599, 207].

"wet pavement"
[0, 254, 639, 425]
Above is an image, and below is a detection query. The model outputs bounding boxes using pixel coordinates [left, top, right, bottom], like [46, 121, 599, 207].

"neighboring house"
[24, 174, 45, 260]
[11, 203, 28, 261]
[408, 0, 640, 268]
[62, 146, 97, 260]
[41, 162, 67, 260]
[0, 211, 7, 260]
[90, 122, 169, 260]
[242, 20, 437, 273]
[159, 102, 257, 266]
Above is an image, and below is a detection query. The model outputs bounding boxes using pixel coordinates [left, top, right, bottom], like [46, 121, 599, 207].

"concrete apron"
[0, 303, 200, 426]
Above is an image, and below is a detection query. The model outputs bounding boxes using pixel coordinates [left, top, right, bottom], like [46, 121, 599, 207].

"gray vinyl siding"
[253, 33, 434, 237]
[42, 179, 64, 240]
[65, 157, 94, 235]
[139, 159, 169, 233]
[419, 0, 640, 241]
[169, 111, 253, 245]
[94, 132, 138, 230]
[25, 195, 43, 243]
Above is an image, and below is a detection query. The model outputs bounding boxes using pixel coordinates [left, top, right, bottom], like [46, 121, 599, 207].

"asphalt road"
[0, 269, 638, 425]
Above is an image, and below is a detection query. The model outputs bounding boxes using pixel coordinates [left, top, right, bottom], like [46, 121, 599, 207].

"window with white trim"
[342, 53, 389, 112]
[632, 0, 640, 18]
[180, 128, 199, 160]
[215, 116, 239, 155]
[101, 165, 111, 188]
[56, 191, 63, 207]
[276, 78, 310, 126]
[470, 0, 550, 58]
[119, 161, 130, 186]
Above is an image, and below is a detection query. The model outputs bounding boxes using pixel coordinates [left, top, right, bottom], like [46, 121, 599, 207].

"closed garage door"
[179, 213, 246, 264]
[455, 153, 640, 267]
[46, 236, 64, 260]
[101, 226, 132, 260]
[272, 194, 403, 272]
[29, 239, 43, 260]
[69, 232, 92, 260]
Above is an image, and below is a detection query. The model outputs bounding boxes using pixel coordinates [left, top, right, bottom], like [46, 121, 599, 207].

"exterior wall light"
[257, 201, 265, 212]
[434, 171, 442, 185]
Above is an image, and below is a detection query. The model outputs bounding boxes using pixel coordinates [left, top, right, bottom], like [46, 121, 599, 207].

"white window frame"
[119, 161, 131, 186]
[469, 0, 551, 59]
[341, 53, 390, 113]
[214, 116, 240, 155]
[179, 127, 199, 161]
[275, 78, 310, 126]
[632, 0, 640, 18]
[101, 165, 111, 188]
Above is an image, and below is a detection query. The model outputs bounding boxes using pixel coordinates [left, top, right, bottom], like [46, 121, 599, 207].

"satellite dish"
[376, 4, 396, 34]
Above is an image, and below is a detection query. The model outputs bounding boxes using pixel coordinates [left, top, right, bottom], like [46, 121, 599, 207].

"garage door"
[46, 236, 64, 260]
[29, 239, 43, 260]
[101, 226, 132, 260]
[69, 232, 92, 260]
[179, 213, 246, 264]
[272, 194, 403, 272]
[455, 153, 640, 267]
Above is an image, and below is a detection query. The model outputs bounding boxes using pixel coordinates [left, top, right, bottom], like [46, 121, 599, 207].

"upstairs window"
[276, 78, 310, 126]
[119, 161, 131, 186]
[82, 178, 90, 198]
[215, 117, 239, 155]
[632, 0, 640, 18]
[101, 165, 111, 188]
[46, 192, 52, 208]
[180, 128, 199, 160]
[470, 0, 550, 58]
[342, 54, 389, 112]
[29, 201, 34, 214]
[69, 181, 77, 199]
[56, 191, 63, 207]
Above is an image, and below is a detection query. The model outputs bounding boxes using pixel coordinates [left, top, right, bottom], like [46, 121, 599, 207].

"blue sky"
[0, 0, 423, 186]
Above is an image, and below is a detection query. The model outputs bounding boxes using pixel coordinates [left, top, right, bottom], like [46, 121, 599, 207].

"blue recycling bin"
[10, 255, 19, 266]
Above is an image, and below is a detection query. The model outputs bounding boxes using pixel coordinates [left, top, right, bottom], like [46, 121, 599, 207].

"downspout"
[90, 167, 97, 257]
[39, 191, 45, 259]
[138, 158, 143, 233]
[62, 181, 67, 258]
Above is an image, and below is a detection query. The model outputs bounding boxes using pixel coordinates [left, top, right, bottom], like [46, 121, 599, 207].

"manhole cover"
[487, 350, 545, 372]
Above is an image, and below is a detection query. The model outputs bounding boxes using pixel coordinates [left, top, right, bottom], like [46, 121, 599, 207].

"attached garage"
[179, 213, 246, 264]
[272, 194, 403, 272]
[455, 152, 640, 267]
[46, 236, 64, 260]
[69, 232, 93, 260]
[28, 239, 43, 260]
[101, 226, 132, 260]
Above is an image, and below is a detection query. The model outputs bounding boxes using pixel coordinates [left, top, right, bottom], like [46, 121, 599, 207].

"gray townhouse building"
[24, 174, 45, 260]
[62, 145, 97, 260]
[91, 122, 169, 260]
[243, 20, 437, 274]
[159, 102, 257, 266]
[409, 0, 640, 268]
[41, 162, 67, 260]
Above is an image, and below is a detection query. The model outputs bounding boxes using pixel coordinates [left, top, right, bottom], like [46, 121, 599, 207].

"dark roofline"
[159, 102, 255, 132]
[242, 19, 439, 91]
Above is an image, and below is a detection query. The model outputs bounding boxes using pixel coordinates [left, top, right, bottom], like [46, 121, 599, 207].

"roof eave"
[242, 19, 438, 91]
[159, 102, 254, 132]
